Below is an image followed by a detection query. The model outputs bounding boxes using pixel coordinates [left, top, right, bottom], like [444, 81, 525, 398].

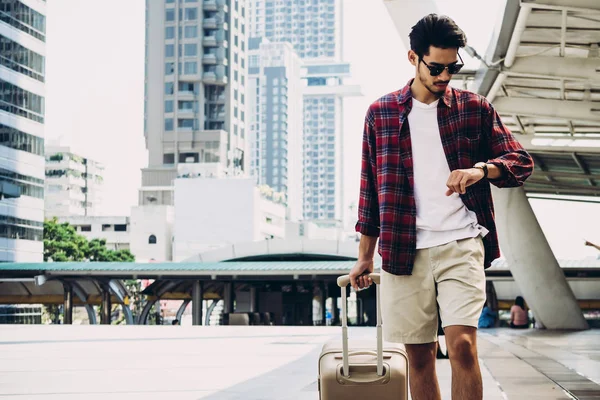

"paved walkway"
[0, 326, 598, 399]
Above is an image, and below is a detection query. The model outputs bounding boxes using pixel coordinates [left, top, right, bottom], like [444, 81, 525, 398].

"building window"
[165, 26, 175, 39]
[184, 43, 197, 56]
[165, 62, 174, 75]
[166, 9, 175, 21]
[249, 55, 259, 68]
[102, 224, 111, 232]
[0, 34, 45, 82]
[0, 124, 45, 156]
[114, 224, 127, 232]
[165, 44, 175, 58]
[0, 1, 45, 41]
[178, 82, 198, 94]
[165, 82, 174, 95]
[184, 25, 198, 38]
[149, 235, 157, 244]
[184, 61, 197, 74]
[0, 79, 44, 123]
[165, 118, 174, 131]
[81, 225, 91, 232]
[163, 153, 175, 164]
[165, 100, 173, 113]
[185, 8, 198, 20]
[178, 118, 198, 129]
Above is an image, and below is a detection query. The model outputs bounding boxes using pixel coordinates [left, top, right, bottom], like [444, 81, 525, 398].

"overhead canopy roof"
[1, 258, 597, 277]
[0, 261, 364, 278]
[0, 278, 129, 305]
[473, 0, 600, 198]
[384, 0, 600, 199]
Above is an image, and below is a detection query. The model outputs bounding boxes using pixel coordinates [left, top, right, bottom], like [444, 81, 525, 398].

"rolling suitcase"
[318, 273, 409, 399]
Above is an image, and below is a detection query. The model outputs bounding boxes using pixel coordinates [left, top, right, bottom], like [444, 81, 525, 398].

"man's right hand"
[349, 259, 374, 291]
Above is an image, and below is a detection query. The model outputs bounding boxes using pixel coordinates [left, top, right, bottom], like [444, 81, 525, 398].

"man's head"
[408, 14, 467, 97]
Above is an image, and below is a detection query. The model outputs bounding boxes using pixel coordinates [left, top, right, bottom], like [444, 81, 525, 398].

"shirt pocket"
[457, 128, 482, 162]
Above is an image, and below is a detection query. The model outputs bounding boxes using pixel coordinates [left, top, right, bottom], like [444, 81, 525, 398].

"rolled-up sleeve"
[483, 102, 534, 188]
[355, 111, 380, 237]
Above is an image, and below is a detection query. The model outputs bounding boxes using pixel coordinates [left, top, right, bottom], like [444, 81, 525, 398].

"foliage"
[43, 218, 135, 262]
[43, 218, 142, 324]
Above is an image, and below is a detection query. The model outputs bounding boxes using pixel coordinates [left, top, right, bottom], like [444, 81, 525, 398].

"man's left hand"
[445, 168, 485, 196]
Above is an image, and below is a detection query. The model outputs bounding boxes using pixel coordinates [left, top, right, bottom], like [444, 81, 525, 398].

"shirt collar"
[397, 78, 453, 108]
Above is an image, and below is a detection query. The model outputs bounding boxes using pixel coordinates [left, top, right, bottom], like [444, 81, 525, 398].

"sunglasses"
[419, 52, 464, 76]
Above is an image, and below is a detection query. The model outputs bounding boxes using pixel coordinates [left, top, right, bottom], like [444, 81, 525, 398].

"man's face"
[409, 46, 459, 97]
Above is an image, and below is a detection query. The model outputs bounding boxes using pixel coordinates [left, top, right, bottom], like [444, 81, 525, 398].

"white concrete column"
[492, 186, 588, 330]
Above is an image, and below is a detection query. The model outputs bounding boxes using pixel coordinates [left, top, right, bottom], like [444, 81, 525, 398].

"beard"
[418, 71, 448, 97]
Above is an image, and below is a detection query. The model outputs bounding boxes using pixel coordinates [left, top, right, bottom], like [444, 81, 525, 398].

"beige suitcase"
[318, 273, 409, 399]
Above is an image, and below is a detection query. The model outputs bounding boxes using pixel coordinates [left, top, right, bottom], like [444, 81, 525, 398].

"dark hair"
[409, 14, 467, 58]
[515, 296, 525, 310]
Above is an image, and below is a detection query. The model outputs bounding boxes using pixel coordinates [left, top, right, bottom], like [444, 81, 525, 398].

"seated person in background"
[478, 305, 497, 329]
[510, 296, 529, 329]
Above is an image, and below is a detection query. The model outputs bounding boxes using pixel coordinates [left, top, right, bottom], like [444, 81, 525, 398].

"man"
[349, 14, 533, 400]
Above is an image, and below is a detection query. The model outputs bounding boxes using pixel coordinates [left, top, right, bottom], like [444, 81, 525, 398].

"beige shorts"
[381, 236, 486, 344]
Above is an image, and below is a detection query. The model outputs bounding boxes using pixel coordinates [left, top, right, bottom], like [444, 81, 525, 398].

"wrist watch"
[473, 162, 488, 179]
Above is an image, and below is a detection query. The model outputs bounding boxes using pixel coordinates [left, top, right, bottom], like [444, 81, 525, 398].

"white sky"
[44, 0, 600, 259]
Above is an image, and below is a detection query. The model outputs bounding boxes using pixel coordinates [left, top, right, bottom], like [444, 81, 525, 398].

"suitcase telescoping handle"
[337, 273, 383, 378]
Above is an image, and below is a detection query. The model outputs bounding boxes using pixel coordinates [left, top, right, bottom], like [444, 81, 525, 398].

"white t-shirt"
[408, 97, 488, 249]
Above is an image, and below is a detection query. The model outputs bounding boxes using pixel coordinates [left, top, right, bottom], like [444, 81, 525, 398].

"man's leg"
[433, 237, 487, 400]
[405, 342, 441, 400]
[444, 325, 482, 400]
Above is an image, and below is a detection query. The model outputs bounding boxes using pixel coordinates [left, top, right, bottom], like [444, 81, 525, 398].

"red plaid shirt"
[356, 80, 534, 275]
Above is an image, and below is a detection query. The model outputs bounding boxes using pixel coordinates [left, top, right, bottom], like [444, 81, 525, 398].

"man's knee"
[406, 343, 437, 372]
[446, 333, 477, 368]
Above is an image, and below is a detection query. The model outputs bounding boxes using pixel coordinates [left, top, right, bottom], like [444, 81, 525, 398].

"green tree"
[43, 219, 136, 262]
[43, 218, 139, 323]
[43, 218, 89, 261]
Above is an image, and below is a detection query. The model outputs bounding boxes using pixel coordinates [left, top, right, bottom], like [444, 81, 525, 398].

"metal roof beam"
[506, 56, 600, 82]
[532, 170, 600, 180]
[527, 177, 598, 188]
[494, 98, 600, 122]
[522, 0, 600, 13]
[525, 184, 600, 195]
[572, 152, 596, 186]
[513, 134, 600, 153]
[530, 154, 555, 182]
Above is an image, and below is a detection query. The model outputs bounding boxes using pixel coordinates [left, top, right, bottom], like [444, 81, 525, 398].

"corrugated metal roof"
[0, 258, 597, 275]
[0, 261, 368, 273]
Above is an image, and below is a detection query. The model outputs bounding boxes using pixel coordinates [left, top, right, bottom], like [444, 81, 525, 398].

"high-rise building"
[248, 0, 360, 225]
[249, 0, 341, 62]
[141, 0, 249, 206]
[0, 1, 46, 262]
[248, 37, 303, 221]
[44, 145, 104, 218]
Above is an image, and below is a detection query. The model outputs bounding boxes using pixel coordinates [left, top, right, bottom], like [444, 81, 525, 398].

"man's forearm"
[486, 163, 503, 180]
[358, 234, 378, 261]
